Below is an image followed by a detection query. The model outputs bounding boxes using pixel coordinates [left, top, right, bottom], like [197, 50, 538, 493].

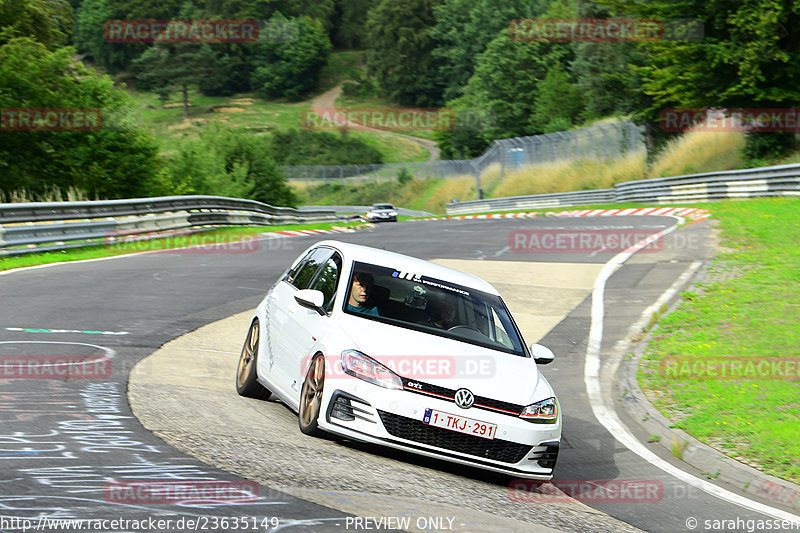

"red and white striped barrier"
[413, 206, 710, 223]
[263, 223, 374, 239]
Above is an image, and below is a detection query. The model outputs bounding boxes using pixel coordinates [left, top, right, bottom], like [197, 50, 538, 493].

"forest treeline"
[1, 0, 799, 203]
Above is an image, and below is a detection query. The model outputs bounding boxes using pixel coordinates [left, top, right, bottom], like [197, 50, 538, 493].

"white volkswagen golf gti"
[236, 240, 561, 479]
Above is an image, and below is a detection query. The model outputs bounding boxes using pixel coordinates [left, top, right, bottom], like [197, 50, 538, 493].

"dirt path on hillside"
[310, 85, 441, 162]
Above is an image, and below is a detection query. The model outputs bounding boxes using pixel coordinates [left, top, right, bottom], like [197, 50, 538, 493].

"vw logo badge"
[454, 388, 474, 409]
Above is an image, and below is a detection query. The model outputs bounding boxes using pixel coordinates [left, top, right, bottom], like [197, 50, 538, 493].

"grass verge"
[0, 222, 364, 272]
[638, 197, 800, 483]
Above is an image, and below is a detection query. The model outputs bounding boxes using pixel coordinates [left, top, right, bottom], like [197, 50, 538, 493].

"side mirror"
[530, 343, 555, 365]
[294, 289, 326, 316]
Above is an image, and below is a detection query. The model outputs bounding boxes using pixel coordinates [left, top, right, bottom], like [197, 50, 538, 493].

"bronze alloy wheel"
[235, 319, 271, 400]
[298, 353, 325, 435]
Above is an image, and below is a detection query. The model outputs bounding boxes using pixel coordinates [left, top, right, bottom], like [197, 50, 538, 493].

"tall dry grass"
[0, 186, 92, 204]
[414, 176, 475, 213]
[290, 125, 756, 214]
[647, 129, 745, 178]
[491, 151, 647, 198]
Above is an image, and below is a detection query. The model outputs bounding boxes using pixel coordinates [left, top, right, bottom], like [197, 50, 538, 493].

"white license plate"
[423, 408, 497, 440]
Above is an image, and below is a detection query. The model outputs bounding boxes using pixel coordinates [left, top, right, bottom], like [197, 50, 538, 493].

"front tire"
[298, 353, 325, 436]
[236, 319, 272, 400]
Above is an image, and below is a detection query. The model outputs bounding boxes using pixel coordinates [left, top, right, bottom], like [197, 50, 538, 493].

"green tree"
[250, 14, 331, 100]
[74, 0, 137, 71]
[168, 124, 296, 206]
[365, 0, 442, 106]
[205, 0, 335, 30]
[433, 93, 496, 159]
[568, 0, 645, 120]
[132, 42, 220, 119]
[332, 0, 371, 48]
[532, 64, 584, 132]
[430, 0, 548, 102]
[282, 0, 335, 32]
[434, 23, 576, 157]
[601, 0, 800, 155]
[463, 33, 558, 139]
[109, 0, 182, 19]
[199, 43, 253, 96]
[571, 41, 646, 120]
[0, 0, 73, 50]
[0, 38, 162, 199]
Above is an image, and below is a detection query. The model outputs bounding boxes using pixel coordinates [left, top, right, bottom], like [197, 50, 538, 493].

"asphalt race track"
[1, 216, 798, 532]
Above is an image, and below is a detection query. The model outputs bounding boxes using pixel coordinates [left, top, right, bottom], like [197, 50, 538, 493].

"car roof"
[313, 240, 500, 296]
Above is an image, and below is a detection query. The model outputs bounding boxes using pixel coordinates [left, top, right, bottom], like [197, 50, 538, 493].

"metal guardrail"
[446, 163, 800, 214]
[0, 195, 336, 256]
[6, 164, 798, 254]
[446, 189, 615, 215]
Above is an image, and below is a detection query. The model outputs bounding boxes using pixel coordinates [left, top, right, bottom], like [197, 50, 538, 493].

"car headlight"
[388, 211, 397, 216]
[341, 350, 403, 390]
[519, 397, 558, 423]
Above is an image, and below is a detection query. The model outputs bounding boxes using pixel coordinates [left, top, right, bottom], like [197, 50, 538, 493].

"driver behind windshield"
[347, 272, 379, 316]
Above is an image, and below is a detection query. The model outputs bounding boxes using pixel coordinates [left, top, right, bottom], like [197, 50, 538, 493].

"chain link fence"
[283, 121, 645, 183]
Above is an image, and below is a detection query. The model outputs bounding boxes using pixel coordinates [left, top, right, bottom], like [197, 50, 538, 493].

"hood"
[335, 315, 552, 406]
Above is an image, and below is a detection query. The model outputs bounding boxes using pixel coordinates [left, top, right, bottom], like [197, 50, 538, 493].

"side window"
[308, 253, 342, 312]
[490, 308, 514, 348]
[287, 248, 334, 289]
[284, 251, 313, 284]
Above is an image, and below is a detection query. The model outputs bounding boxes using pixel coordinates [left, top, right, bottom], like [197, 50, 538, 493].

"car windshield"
[373, 204, 394, 210]
[343, 261, 527, 356]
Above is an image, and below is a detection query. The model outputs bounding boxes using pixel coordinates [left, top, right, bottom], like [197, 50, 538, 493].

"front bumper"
[367, 214, 397, 222]
[318, 382, 561, 479]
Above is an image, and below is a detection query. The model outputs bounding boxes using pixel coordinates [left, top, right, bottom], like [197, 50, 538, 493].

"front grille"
[377, 411, 532, 464]
[400, 378, 523, 417]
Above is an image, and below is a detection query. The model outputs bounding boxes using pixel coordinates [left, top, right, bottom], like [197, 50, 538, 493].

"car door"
[280, 251, 342, 406]
[266, 247, 334, 395]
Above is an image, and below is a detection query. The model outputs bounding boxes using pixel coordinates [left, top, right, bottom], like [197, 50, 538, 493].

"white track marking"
[585, 218, 800, 521]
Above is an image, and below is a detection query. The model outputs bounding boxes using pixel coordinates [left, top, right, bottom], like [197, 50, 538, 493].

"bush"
[270, 129, 384, 166]
[167, 124, 295, 206]
[396, 167, 413, 185]
[743, 131, 798, 166]
[250, 15, 331, 100]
